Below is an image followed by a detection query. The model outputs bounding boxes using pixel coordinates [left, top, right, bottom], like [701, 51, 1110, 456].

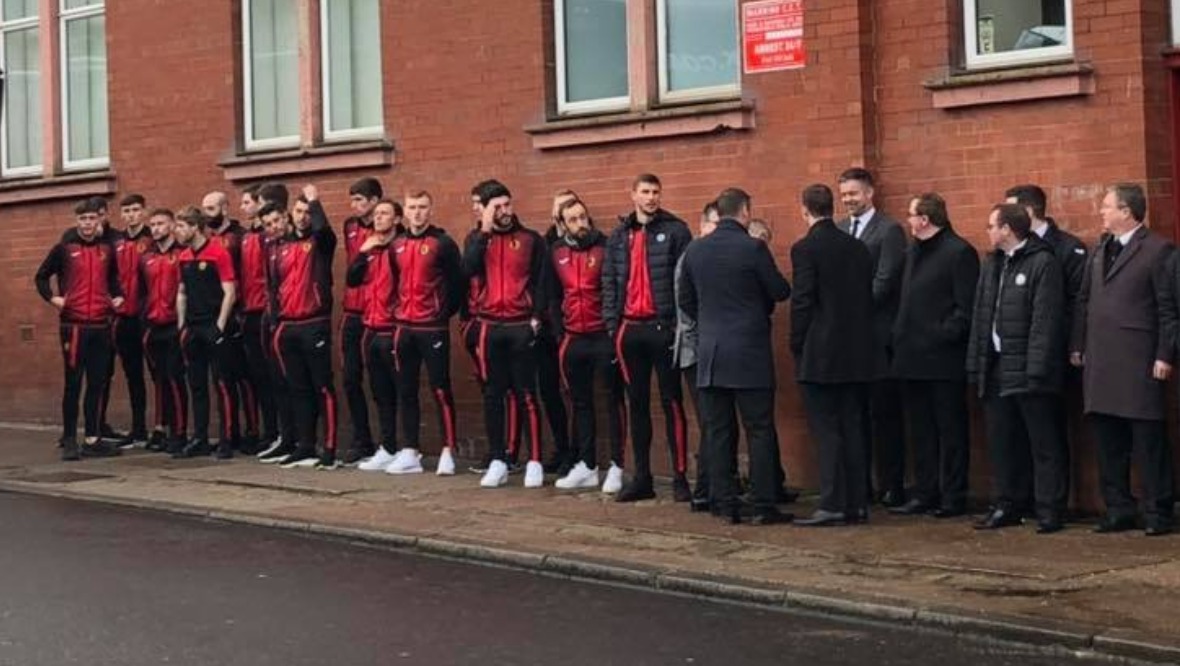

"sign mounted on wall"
[742, 0, 805, 74]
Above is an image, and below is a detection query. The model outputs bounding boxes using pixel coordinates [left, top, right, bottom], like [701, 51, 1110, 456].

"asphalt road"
[0, 493, 1114, 666]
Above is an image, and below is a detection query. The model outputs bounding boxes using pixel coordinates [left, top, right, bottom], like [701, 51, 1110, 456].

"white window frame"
[320, 0, 385, 142]
[655, 0, 741, 104]
[59, 0, 108, 171]
[0, 5, 41, 177]
[963, 0, 1074, 70]
[554, 0, 630, 116]
[1172, 0, 1180, 47]
[242, 0, 300, 152]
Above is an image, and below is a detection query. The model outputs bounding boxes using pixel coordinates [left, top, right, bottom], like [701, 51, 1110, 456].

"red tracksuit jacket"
[35, 229, 123, 324]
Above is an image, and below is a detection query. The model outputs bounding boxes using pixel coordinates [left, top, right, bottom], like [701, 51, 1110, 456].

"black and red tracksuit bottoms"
[364, 328, 398, 455]
[341, 312, 373, 449]
[616, 319, 687, 479]
[477, 320, 541, 463]
[102, 315, 147, 435]
[182, 320, 239, 444]
[59, 322, 114, 440]
[242, 311, 278, 441]
[463, 319, 521, 454]
[275, 318, 338, 457]
[266, 317, 298, 448]
[559, 331, 626, 468]
[394, 325, 457, 452]
[143, 323, 187, 439]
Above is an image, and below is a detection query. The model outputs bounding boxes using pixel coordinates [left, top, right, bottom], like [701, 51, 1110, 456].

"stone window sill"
[924, 62, 1094, 110]
[219, 140, 395, 182]
[524, 100, 756, 150]
[0, 171, 117, 206]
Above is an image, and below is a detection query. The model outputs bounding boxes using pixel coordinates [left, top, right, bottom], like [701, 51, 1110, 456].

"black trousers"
[904, 380, 970, 509]
[558, 331, 625, 467]
[463, 319, 521, 453]
[181, 321, 239, 444]
[480, 321, 541, 462]
[617, 320, 687, 479]
[535, 328, 570, 458]
[983, 368, 1068, 517]
[276, 318, 338, 455]
[242, 312, 278, 441]
[801, 382, 870, 514]
[698, 387, 777, 512]
[866, 378, 906, 496]
[268, 320, 298, 447]
[59, 323, 113, 439]
[340, 313, 373, 448]
[365, 329, 398, 455]
[143, 324, 187, 439]
[1091, 413, 1174, 524]
[394, 326, 457, 451]
[101, 316, 147, 434]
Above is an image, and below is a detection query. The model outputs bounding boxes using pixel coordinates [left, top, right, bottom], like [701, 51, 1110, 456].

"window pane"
[664, 0, 738, 93]
[62, 0, 102, 10]
[561, 0, 627, 104]
[4, 26, 41, 169]
[974, 0, 1067, 56]
[325, 0, 382, 133]
[3, 0, 36, 21]
[249, 0, 299, 142]
[64, 14, 108, 163]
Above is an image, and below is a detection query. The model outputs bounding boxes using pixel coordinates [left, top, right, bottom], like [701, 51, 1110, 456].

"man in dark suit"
[837, 168, 908, 507]
[679, 188, 792, 525]
[1071, 183, 1177, 536]
[790, 184, 876, 526]
[890, 193, 980, 518]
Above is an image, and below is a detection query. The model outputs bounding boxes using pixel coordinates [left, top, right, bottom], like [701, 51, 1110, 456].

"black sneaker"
[279, 448, 318, 469]
[342, 443, 375, 465]
[60, 437, 80, 462]
[542, 451, 569, 475]
[125, 430, 149, 448]
[237, 435, 260, 456]
[315, 452, 340, 470]
[80, 440, 121, 458]
[215, 441, 235, 460]
[145, 431, 167, 452]
[167, 437, 188, 457]
[180, 439, 212, 458]
[468, 451, 494, 475]
[616, 476, 656, 503]
[257, 439, 291, 462]
[672, 474, 692, 503]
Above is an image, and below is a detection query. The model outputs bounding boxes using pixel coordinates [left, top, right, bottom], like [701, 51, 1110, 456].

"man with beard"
[463, 180, 547, 489]
[257, 196, 302, 463]
[138, 208, 188, 454]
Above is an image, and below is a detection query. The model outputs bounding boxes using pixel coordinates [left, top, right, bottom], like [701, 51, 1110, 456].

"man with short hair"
[36, 198, 125, 460]
[257, 201, 301, 463]
[679, 188, 792, 524]
[104, 193, 152, 447]
[603, 173, 693, 503]
[890, 193, 979, 518]
[1072, 183, 1177, 536]
[967, 204, 1067, 533]
[176, 206, 238, 459]
[837, 168, 908, 507]
[238, 183, 279, 454]
[139, 208, 188, 455]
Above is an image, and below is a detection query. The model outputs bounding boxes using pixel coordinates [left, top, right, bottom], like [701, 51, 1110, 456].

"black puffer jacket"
[966, 238, 1065, 397]
[602, 209, 691, 332]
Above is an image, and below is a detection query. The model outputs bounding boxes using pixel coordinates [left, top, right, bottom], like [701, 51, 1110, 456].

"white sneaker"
[386, 448, 424, 475]
[556, 461, 599, 490]
[358, 447, 397, 472]
[523, 460, 545, 488]
[436, 447, 456, 476]
[480, 460, 509, 488]
[601, 463, 624, 494]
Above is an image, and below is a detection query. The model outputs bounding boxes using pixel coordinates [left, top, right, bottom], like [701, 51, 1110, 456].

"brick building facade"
[1, 0, 1178, 509]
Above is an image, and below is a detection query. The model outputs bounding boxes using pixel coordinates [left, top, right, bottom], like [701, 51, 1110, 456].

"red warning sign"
[742, 0, 805, 74]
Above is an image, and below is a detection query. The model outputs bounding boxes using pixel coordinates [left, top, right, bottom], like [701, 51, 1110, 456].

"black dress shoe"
[932, 505, 966, 519]
[615, 477, 656, 503]
[795, 509, 847, 527]
[671, 474, 692, 503]
[889, 498, 933, 516]
[689, 497, 712, 513]
[973, 508, 1023, 530]
[776, 487, 800, 504]
[1093, 516, 1137, 534]
[1145, 523, 1173, 537]
[1036, 519, 1064, 534]
[750, 508, 794, 526]
[879, 488, 907, 508]
[180, 439, 211, 458]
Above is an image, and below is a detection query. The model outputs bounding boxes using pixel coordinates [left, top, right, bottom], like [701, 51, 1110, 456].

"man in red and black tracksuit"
[345, 200, 402, 471]
[201, 191, 249, 451]
[339, 177, 384, 463]
[267, 185, 341, 469]
[603, 173, 693, 503]
[104, 194, 152, 446]
[388, 191, 464, 475]
[547, 197, 627, 492]
[176, 206, 239, 459]
[463, 180, 547, 489]
[36, 197, 125, 460]
[256, 195, 302, 462]
[238, 184, 279, 452]
[138, 208, 188, 454]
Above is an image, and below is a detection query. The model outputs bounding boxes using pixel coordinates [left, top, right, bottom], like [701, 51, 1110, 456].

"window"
[964, 0, 1072, 69]
[1, 0, 41, 176]
[322, 0, 383, 140]
[657, 0, 739, 102]
[555, 0, 629, 115]
[243, 0, 300, 150]
[60, 0, 108, 169]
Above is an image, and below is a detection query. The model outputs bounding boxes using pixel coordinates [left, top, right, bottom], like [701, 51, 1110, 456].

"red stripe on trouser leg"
[506, 390, 518, 457]
[217, 381, 232, 441]
[322, 388, 337, 453]
[614, 323, 631, 385]
[434, 388, 456, 449]
[391, 327, 403, 373]
[170, 380, 186, 436]
[671, 400, 687, 474]
[271, 324, 288, 378]
[477, 322, 489, 382]
[557, 334, 572, 391]
[360, 329, 372, 373]
[524, 394, 541, 463]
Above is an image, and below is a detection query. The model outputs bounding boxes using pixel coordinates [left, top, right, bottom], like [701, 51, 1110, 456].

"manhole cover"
[20, 471, 116, 484]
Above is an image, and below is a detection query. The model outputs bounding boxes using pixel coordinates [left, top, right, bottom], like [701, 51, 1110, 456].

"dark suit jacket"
[1071, 226, 1177, 420]
[838, 210, 907, 378]
[679, 219, 792, 390]
[790, 218, 875, 384]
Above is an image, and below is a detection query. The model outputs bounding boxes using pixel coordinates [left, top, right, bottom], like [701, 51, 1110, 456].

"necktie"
[849, 217, 860, 238]
[1104, 239, 1123, 277]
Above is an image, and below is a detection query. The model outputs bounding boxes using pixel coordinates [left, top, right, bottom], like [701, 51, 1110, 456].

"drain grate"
[19, 471, 116, 484]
